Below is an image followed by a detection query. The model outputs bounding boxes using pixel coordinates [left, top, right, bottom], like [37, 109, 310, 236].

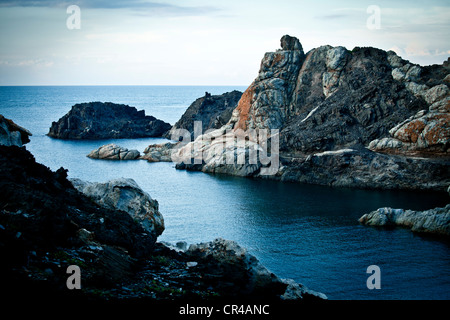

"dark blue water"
[1, 86, 449, 300]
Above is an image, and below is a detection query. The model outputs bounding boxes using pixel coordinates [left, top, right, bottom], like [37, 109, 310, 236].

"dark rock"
[165, 91, 242, 140]
[279, 147, 450, 191]
[280, 34, 304, 52]
[48, 102, 171, 139]
[0, 141, 324, 306]
[0, 115, 32, 146]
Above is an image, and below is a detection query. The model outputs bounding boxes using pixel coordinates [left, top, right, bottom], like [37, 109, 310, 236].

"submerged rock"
[48, 101, 171, 139]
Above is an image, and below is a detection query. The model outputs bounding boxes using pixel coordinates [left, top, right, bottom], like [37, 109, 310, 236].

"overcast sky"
[0, 0, 449, 85]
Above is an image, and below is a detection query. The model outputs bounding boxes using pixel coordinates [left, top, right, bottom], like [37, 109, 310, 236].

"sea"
[1, 85, 449, 300]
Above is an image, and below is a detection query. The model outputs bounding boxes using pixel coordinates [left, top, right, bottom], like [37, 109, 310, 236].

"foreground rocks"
[359, 204, 450, 237]
[48, 102, 171, 139]
[0, 142, 324, 306]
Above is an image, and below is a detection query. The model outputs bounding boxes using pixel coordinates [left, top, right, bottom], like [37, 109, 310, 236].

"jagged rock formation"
[87, 144, 140, 160]
[48, 102, 171, 139]
[165, 90, 242, 140]
[173, 35, 450, 191]
[0, 115, 32, 146]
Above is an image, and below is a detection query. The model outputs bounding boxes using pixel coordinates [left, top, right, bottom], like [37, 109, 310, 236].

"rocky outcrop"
[0, 115, 32, 146]
[70, 177, 164, 238]
[368, 56, 450, 156]
[48, 102, 171, 139]
[165, 90, 242, 140]
[87, 144, 140, 160]
[359, 204, 450, 237]
[172, 35, 450, 191]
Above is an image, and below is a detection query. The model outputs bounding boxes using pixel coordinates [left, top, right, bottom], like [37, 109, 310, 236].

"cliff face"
[231, 36, 448, 155]
[174, 35, 450, 190]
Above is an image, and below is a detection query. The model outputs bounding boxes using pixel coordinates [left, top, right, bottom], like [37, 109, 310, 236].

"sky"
[0, 0, 449, 86]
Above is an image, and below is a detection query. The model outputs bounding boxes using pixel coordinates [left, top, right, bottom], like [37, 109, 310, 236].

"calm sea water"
[1, 86, 449, 300]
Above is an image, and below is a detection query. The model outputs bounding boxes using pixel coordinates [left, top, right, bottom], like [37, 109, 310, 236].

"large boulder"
[48, 102, 171, 139]
[70, 178, 164, 238]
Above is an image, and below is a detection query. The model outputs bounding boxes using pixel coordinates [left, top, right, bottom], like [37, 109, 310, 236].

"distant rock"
[359, 204, 450, 237]
[0, 115, 32, 146]
[48, 102, 171, 139]
[87, 144, 140, 160]
[165, 91, 242, 140]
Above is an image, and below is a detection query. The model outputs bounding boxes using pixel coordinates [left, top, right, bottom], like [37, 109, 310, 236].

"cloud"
[0, 0, 219, 16]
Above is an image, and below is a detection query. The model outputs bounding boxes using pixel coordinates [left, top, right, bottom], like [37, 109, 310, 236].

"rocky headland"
[170, 35, 450, 191]
[165, 90, 242, 140]
[48, 102, 171, 140]
[0, 115, 325, 307]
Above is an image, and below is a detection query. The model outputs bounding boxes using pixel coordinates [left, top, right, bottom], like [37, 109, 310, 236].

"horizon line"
[0, 84, 249, 87]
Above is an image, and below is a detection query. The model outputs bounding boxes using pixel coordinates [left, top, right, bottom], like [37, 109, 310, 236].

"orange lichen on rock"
[423, 114, 450, 146]
[394, 119, 427, 143]
[234, 85, 255, 131]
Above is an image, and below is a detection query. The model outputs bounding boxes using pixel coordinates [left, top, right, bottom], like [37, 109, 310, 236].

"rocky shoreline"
[0, 117, 326, 307]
